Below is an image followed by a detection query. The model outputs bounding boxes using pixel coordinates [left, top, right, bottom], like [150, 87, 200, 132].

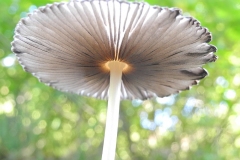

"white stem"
[101, 61, 126, 160]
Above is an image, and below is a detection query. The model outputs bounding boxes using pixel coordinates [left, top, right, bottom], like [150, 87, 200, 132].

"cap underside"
[12, 0, 217, 100]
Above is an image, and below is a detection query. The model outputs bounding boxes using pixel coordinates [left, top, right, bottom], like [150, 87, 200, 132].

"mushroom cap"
[12, 0, 217, 100]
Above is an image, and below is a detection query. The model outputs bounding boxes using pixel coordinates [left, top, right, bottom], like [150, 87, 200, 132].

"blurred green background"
[0, 0, 240, 159]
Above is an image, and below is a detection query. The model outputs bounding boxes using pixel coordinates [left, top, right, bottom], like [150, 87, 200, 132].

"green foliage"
[0, 0, 240, 159]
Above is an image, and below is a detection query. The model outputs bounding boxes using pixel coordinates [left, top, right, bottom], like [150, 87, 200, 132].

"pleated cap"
[12, 0, 217, 100]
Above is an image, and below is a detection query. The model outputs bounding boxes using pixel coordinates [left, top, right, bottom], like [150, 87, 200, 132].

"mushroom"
[11, 0, 217, 159]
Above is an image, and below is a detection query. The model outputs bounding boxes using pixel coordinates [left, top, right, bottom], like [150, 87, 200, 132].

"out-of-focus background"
[0, 0, 239, 159]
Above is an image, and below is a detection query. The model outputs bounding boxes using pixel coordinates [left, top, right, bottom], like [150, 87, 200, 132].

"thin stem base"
[101, 61, 127, 160]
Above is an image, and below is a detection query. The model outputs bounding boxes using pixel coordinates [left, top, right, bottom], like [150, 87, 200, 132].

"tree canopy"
[0, 0, 240, 159]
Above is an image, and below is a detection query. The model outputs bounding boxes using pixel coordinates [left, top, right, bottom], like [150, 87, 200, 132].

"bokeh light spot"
[216, 76, 228, 87]
[94, 125, 103, 134]
[9, 4, 18, 14]
[0, 100, 15, 116]
[234, 136, 240, 148]
[53, 131, 63, 140]
[32, 110, 41, 120]
[63, 123, 72, 132]
[215, 101, 228, 118]
[51, 118, 61, 130]
[16, 95, 25, 104]
[28, 5, 37, 13]
[130, 132, 140, 142]
[233, 74, 240, 86]
[131, 99, 142, 107]
[1, 54, 16, 67]
[148, 135, 157, 148]
[229, 55, 240, 66]
[86, 129, 95, 138]
[181, 137, 190, 151]
[37, 139, 46, 149]
[143, 100, 153, 112]
[1, 86, 9, 95]
[22, 118, 31, 127]
[38, 120, 47, 129]
[224, 89, 236, 100]
[156, 95, 176, 105]
[88, 117, 97, 127]
[233, 103, 240, 114]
